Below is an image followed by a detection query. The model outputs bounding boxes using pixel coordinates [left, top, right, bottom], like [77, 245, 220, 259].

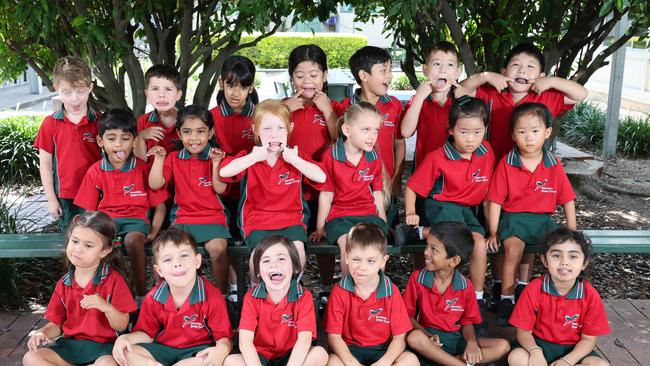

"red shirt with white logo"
[404, 96, 452, 165]
[137, 110, 180, 154]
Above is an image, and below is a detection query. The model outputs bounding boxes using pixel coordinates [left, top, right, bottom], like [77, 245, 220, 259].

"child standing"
[487, 103, 577, 326]
[74, 109, 167, 301]
[508, 228, 610, 366]
[113, 228, 232, 366]
[34, 56, 101, 231]
[23, 211, 136, 366]
[148, 105, 231, 292]
[404, 222, 510, 366]
[325, 223, 418, 366]
[224, 235, 328, 366]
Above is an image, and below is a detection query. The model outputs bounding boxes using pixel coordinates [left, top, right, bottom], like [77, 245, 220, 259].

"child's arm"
[552, 334, 598, 366]
[309, 191, 333, 242]
[210, 147, 228, 194]
[486, 201, 502, 250]
[515, 328, 548, 366]
[113, 331, 153, 366]
[531, 76, 588, 104]
[79, 294, 129, 331]
[219, 146, 267, 178]
[400, 82, 432, 138]
[391, 139, 406, 197]
[313, 89, 339, 140]
[282, 146, 326, 183]
[404, 187, 420, 226]
[147, 203, 166, 241]
[460, 72, 513, 96]
[460, 324, 483, 365]
[327, 334, 363, 366]
[194, 337, 233, 366]
[373, 190, 387, 221]
[133, 135, 148, 160]
[27, 322, 61, 351]
[38, 149, 62, 219]
[286, 331, 313, 366]
[147, 146, 167, 189]
[563, 200, 577, 230]
[374, 333, 407, 366]
[238, 329, 263, 366]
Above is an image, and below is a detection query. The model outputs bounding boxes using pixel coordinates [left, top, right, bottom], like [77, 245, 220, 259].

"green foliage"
[237, 35, 367, 69]
[391, 73, 427, 90]
[0, 115, 42, 185]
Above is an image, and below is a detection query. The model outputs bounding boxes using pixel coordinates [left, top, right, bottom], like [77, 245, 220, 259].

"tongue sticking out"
[269, 272, 285, 284]
[116, 151, 126, 159]
[515, 78, 528, 84]
[435, 78, 447, 90]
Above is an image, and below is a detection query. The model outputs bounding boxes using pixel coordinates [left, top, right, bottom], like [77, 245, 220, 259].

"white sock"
[501, 295, 515, 304]
[229, 283, 237, 292]
[516, 280, 528, 286]
[417, 226, 424, 240]
[475, 291, 484, 300]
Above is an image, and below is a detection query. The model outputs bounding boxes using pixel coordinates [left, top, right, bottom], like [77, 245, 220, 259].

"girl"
[311, 102, 388, 277]
[397, 96, 495, 331]
[224, 235, 328, 366]
[148, 104, 231, 293]
[508, 228, 610, 366]
[219, 99, 326, 277]
[23, 211, 136, 366]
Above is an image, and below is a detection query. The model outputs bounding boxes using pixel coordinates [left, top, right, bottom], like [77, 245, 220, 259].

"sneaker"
[318, 291, 330, 316]
[475, 299, 489, 337]
[488, 282, 502, 311]
[394, 224, 420, 246]
[515, 283, 526, 303]
[496, 299, 514, 327]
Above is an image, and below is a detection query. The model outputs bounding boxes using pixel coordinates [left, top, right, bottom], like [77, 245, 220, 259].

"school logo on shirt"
[470, 168, 488, 183]
[182, 314, 205, 329]
[357, 168, 374, 182]
[122, 183, 147, 197]
[82, 133, 96, 143]
[278, 172, 300, 185]
[198, 176, 212, 187]
[444, 298, 464, 312]
[368, 307, 390, 324]
[534, 179, 556, 193]
[312, 114, 327, 127]
[281, 313, 297, 328]
[383, 113, 395, 127]
[563, 314, 581, 328]
[241, 128, 254, 140]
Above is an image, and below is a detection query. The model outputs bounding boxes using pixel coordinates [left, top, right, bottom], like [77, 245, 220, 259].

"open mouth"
[515, 78, 528, 84]
[115, 151, 126, 159]
[172, 270, 188, 277]
[268, 142, 283, 148]
[435, 78, 448, 89]
[269, 271, 285, 284]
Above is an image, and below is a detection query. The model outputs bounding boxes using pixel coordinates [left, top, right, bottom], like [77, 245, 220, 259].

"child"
[113, 228, 233, 366]
[325, 223, 418, 366]
[74, 109, 167, 301]
[134, 64, 183, 161]
[34, 56, 101, 231]
[148, 105, 231, 292]
[224, 235, 328, 366]
[219, 99, 326, 276]
[312, 102, 389, 277]
[24, 211, 136, 366]
[397, 97, 495, 325]
[404, 222, 510, 366]
[508, 228, 610, 366]
[486, 103, 577, 326]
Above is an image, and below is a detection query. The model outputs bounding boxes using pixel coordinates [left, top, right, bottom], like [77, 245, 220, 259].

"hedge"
[0, 115, 42, 185]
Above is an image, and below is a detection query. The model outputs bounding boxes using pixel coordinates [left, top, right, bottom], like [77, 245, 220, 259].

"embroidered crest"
[83, 133, 96, 143]
[312, 114, 327, 127]
[281, 313, 296, 327]
[368, 307, 390, 323]
[198, 176, 212, 187]
[444, 297, 464, 312]
[278, 172, 299, 185]
[357, 168, 374, 182]
[563, 313, 581, 328]
[182, 314, 204, 329]
[470, 168, 488, 183]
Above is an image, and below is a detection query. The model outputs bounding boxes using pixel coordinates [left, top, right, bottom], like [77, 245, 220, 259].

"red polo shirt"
[407, 138, 494, 206]
[404, 96, 453, 165]
[403, 269, 482, 332]
[134, 275, 233, 348]
[137, 110, 180, 154]
[509, 275, 610, 344]
[239, 280, 317, 360]
[487, 148, 576, 213]
[34, 105, 102, 199]
[45, 263, 136, 343]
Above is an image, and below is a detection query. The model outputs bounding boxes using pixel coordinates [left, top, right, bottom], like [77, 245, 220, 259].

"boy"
[134, 64, 183, 161]
[404, 222, 510, 366]
[74, 109, 167, 301]
[325, 223, 418, 366]
[34, 56, 101, 231]
[113, 228, 233, 366]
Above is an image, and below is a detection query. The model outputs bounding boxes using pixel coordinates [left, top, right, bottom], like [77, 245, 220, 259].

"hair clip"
[112, 237, 123, 248]
[456, 95, 473, 106]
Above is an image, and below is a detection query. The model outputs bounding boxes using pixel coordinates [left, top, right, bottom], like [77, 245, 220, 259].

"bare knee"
[93, 355, 118, 366]
[22, 350, 42, 366]
[124, 232, 146, 251]
[507, 348, 529, 366]
[205, 238, 227, 255]
[395, 351, 419, 366]
[327, 354, 345, 366]
[582, 356, 610, 366]
[406, 329, 428, 350]
[305, 346, 328, 366]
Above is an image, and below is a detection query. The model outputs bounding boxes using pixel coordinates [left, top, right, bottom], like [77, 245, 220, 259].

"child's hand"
[414, 81, 434, 99]
[452, 81, 471, 98]
[486, 73, 514, 91]
[140, 126, 166, 142]
[210, 147, 226, 164]
[112, 335, 133, 366]
[195, 346, 223, 366]
[282, 145, 299, 165]
[283, 89, 304, 112]
[405, 213, 420, 226]
[309, 228, 326, 243]
[312, 90, 333, 113]
[463, 341, 483, 365]
[47, 199, 62, 220]
[147, 146, 167, 160]
[251, 145, 269, 162]
[27, 331, 51, 351]
[486, 233, 500, 253]
[530, 76, 554, 95]
[80, 294, 111, 313]
[429, 334, 443, 346]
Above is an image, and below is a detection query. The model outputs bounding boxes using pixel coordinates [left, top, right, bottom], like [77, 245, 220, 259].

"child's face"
[66, 226, 110, 269]
[423, 50, 461, 92]
[291, 61, 327, 100]
[342, 111, 382, 153]
[179, 117, 213, 156]
[423, 235, 454, 271]
[258, 243, 294, 293]
[255, 112, 291, 152]
[511, 115, 551, 156]
[220, 80, 252, 111]
[56, 80, 93, 116]
[154, 242, 201, 288]
[541, 240, 587, 285]
[98, 129, 135, 166]
[361, 61, 392, 97]
[346, 246, 388, 286]
[450, 116, 486, 156]
[502, 53, 544, 93]
[145, 76, 182, 113]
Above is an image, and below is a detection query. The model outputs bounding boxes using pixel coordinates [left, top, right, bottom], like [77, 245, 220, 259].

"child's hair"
[349, 46, 391, 85]
[288, 44, 329, 93]
[252, 235, 301, 279]
[540, 227, 592, 261]
[151, 227, 199, 262]
[176, 104, 214, 130]
[99, 108, 137, 137]
[53, 56, 92, 88]
[65, 211, 131, 289]
[216, 55, 259, 105]
[504, 42, 545, 72]
[345, 223, 387, 255]
[337, 101, 382, 138]
[448, 96, 489, 129]
[426, 41, 460, 65]
[251, 99, 292, 144]
[428, 222, 474, 266]
[509, 102, 552, 131]
[145, 64, 181, 90]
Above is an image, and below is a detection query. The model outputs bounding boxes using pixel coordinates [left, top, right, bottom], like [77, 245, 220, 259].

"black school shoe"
[488, 281, 502, 311]
[394, 224, 421, 246]
[515, 283, 527, 303]
[496, 298, 514, 327]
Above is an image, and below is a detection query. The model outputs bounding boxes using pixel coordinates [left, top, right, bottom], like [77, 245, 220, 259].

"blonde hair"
[252, 99, 292, 144]
[338, 101, 382, 137]
[53, 56, 92, 88]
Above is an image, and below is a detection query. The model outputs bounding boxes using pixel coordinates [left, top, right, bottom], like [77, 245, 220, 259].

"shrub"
[0, 115, 42, 185]
[391, 73, 427, 90]
[237, 34, 367, 69]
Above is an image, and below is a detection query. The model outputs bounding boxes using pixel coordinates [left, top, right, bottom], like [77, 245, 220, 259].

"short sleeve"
[540, 89, 574, 116]
[554, 162, 576, 205]
[108, 272, 137, 313]
[34, 117, 55, 153]
[486, 159, 509, 205]
[238, 291, 259, 332]
[162, 154, 175, 186]
[219, 150, 249, 183]
[205, 290, 234, 340]
[474, 85, 495, 103]
[402, 271, 421, 318]
[133, 295, 163, 339]
[295, 290, 317, 337]
[581, 286, 611, 336]
[324, 285, 345, 335]
[508, 284, 537, 330]
[392, 99, 404, 139]
[406, 152, 439, 198]
[332, 100, 348, 117]
[44, 280, 67, 326]
[73, 168, 101, 211]
[370, 159, 383, 192]
[319, 153, 335, 193]
[389, 287, 414, 336]
[459, 282, 482, 325]
[145, 163, 168, 207]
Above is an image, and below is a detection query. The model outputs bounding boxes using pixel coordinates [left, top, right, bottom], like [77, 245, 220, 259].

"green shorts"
[498, 212, 557, 245]
[114, 218, 150, 237]
[259, 351, 292, 366]
[173, 223, 231, 244]
[424, 200, 485, 235]
[530, 337, 600, 363]
[58, 198, 84, 233]
[245, 225, 307, 248]
[325, 215, 389, 245]
[137, 342, 210, 365]
[426, 328, 466, 356]
[48, 337, 113, 365]
[348, 344, 388, 364]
